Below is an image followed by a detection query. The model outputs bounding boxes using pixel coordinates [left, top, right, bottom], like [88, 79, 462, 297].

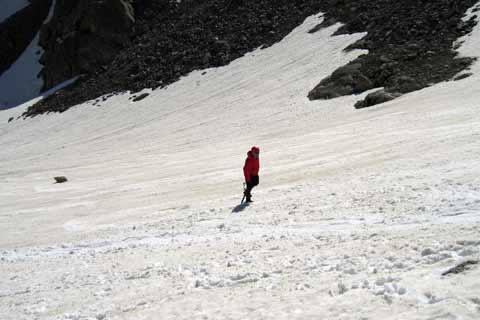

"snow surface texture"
[1, 10, 480, 320]
[0, 0, 29, 23]
[0, 0, 56, 109]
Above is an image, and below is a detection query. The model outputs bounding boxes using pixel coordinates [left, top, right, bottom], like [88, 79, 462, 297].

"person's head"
[251, 146, 260, 158]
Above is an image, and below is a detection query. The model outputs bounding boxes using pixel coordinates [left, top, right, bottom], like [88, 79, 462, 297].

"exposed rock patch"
[309, 0, 479, 108]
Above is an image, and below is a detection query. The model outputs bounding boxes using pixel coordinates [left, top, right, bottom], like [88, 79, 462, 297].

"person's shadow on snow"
[231, 202, 250, 213]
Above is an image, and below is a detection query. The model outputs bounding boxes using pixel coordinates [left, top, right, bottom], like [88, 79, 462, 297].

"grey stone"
[54, 176, 68, 183]
[354, 89, 402, 109]
[132, 93, 149, 102]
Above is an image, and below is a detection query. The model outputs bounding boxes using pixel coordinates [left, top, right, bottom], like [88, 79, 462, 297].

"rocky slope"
[310, 0, 479, 108]
[24, 0, 322, 116]
[15, 0, 480, 116]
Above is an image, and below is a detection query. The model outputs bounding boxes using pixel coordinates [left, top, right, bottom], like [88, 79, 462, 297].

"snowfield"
[1, 9, 480, 320]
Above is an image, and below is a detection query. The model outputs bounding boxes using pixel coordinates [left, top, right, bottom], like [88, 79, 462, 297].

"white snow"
[1, 8, 480, 320]
[0, 0, 30, 23]
[0, 0, 56, 110]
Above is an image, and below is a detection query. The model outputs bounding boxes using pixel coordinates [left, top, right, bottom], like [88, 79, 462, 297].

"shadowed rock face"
[0, 0, 52, 77]
[38, 0, 135, 91]
[308, 0, 479, 107]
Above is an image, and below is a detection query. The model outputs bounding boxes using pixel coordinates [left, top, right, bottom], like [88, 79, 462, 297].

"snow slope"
[0, 0, 56, 109]
[1, 8, 480, 320]
[0, 0, 30, 23]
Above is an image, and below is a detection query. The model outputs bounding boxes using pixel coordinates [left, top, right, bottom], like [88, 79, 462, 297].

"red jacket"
[243, 151, 259, 182]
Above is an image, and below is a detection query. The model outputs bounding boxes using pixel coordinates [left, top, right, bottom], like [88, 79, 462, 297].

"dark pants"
[245, 175, 259, 196]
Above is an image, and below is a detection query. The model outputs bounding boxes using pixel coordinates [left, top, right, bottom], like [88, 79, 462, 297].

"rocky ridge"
[21, 0, 480, 116]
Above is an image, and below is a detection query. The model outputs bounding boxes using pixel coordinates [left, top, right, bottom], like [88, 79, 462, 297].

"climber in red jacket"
[243, 146, 260, 203]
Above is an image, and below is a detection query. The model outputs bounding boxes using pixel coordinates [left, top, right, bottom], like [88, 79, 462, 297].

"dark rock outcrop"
[0, 0, 52, 77]
[309, 0, 479, 108]
[38, 0, 135, 91]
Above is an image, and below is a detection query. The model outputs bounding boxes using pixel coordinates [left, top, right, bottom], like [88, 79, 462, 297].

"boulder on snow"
[54, 176, 68, 183]
[308, 63, 374, 100]
[354, 89, 402, 109]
